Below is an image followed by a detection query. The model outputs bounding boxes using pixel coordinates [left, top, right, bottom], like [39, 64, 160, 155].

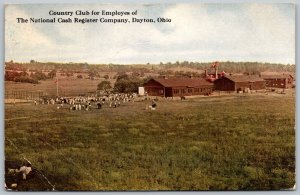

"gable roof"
[221, 75, 265, 83]
[261, 74, 290, 79]
[150, 78, 213, 87]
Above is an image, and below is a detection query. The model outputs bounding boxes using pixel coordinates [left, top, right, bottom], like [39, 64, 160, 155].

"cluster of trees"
[5, 70, 56, 84]
[5, 71, 37, 84]
[5, 61, 295, 86]
[97, 73, 144, 93]
[60, 72, 74, 77]
[113, 73, 144, 93]
[158, 61, 295, 73]
[5, 61, 90, 73]
[97, 81, 112, 91]
[5, 61, 295, 78]
[174, 71, 202, 78]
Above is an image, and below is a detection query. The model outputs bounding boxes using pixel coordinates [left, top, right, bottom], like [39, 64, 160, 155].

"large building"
[214, 75, 266, 92]
[261, 74, 294, 89]
[143, 78, 214, 97]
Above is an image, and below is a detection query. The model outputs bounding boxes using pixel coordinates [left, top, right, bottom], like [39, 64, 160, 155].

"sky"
[5, 3, 295, 65]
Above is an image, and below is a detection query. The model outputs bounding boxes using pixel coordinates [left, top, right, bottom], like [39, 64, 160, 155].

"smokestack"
[215, 66, 218, 79]
[204, 69, 208, 78]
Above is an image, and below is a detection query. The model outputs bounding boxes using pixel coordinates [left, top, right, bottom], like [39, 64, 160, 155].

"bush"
[5, 71, 38, 84]
[30, 71, 47, 80]
[97, 81, 112, 91]
[103, 75, 109, 80]
[47, 70, 57, 79]
[5, 71, 20, 81]
[14, 76, 39, 84]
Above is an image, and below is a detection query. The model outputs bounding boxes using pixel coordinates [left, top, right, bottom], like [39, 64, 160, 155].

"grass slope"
[5, 93, 295, 190]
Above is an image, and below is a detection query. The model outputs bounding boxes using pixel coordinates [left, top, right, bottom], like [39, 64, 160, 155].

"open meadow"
[5, 91, 295, 190]
[5, 77, 108, 97]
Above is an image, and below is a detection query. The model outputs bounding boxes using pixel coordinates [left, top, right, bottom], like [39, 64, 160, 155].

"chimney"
[221, 71, 225, 77]
[215, 66, 218, 79]
[204, 69, 208, 78]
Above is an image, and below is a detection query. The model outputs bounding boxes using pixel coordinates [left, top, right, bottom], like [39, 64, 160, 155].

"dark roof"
[151, 78, 213, 87]
[261, 74, 291, 79]
[221, 75, 265, 82]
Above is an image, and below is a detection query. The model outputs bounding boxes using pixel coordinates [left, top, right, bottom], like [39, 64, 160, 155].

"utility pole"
[56, 77, 59, 97]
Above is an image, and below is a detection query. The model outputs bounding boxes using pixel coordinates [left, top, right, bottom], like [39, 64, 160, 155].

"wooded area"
[5, 61, 295, 74]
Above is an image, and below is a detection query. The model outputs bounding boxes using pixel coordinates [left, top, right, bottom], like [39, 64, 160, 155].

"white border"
[0, 0, 298, 195]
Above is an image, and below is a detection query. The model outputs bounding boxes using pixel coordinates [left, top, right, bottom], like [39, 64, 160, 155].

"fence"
[5, 91, 44, 100]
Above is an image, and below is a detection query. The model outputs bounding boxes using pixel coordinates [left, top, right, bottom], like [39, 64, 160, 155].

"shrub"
[14, 76, 39, 84]
[97, 81, 112, 91]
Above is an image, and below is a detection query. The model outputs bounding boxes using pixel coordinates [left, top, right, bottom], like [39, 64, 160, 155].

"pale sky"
[5, 3, 295, 64]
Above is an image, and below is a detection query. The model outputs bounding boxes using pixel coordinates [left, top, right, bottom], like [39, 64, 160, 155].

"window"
[173, 89, 179, 94]
[188, 89, 193, 93]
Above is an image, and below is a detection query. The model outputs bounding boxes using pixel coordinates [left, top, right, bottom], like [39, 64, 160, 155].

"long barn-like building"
[261, 74, 294, 89]
[214, 75, 266, 91]
[143, 73, 294, 97]
[143, 78, 213, 97]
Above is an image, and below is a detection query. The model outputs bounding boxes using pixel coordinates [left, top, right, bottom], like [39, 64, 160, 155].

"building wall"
[214, 77, 265, 91]
[265, 78, 285, 88]
[264, 78, 293, 88]
[171, 86, 213, 97]
[165, 87, 173, 97]
[214, 78, 235, 91]
[235, 81, 265, 91]
[252, 81, 266, 90]
[144, 79, 213, 97]
[145, 87, 164, 96]
[144, 80, 165, 96]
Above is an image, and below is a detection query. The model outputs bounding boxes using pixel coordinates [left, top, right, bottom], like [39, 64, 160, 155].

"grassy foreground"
[5, 92, 295, 190]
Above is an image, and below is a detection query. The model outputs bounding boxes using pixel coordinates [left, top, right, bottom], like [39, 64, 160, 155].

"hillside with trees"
[4, 61, 295, 85]
[5, 61, 295, 73]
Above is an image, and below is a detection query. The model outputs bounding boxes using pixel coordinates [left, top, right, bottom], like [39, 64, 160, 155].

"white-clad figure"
[18, 165, 32, 180]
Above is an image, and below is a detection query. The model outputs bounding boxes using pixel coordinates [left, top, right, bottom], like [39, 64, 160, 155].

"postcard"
[4, 3, 295, 191]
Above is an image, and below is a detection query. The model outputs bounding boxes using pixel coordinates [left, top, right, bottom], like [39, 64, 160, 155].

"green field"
[5, 77, 105, 97]
[5, 92, 295, 191]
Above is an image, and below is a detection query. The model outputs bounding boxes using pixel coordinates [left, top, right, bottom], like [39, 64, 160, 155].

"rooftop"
[221, 75, 265, 82]
[261, 74, 292, 79]
[151, 78, 213, 87]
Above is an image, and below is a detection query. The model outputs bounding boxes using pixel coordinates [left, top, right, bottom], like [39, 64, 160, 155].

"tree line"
[97, 73, 146, 93]
[5, 61, 295, 74]
[5, 61, 295, 91]
[5, 70, 56, 84]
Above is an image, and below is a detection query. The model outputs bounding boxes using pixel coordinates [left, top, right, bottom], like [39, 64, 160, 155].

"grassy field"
[5, 77, 110, 97]
[5, 92, 295, 191]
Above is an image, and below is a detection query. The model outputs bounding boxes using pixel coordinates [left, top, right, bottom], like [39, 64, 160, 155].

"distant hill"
[5, 61, 295, 76]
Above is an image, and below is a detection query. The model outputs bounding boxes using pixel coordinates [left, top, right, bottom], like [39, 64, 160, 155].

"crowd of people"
[33, 92, 158, 111]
